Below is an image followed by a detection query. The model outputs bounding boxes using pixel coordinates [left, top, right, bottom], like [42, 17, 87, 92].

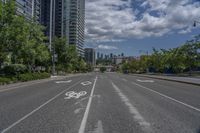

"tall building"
[97, 52, 100, 59]
[32, 0, 41, 22]
[40, 0, 52, 40]
[1, 0, 41, 22]
[66, 0, 85, 57]
[40, 0, 85, 57]
[85, 48, 96, 66]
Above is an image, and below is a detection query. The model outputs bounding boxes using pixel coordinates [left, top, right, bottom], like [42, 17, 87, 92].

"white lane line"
[93, 120, 104, 133]
[1, 80, 82, 133]
[111, 82, 152, 132]
[78, 76, 98, 133]
[131, 81, 200, 113]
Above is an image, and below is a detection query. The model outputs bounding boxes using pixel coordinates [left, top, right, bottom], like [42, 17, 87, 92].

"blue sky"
[85, 0, 200, 56]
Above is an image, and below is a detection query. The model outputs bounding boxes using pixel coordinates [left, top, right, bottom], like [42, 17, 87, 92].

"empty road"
[0, 73, 200, 133]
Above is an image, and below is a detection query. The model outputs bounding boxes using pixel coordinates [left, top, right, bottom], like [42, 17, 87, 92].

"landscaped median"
[0, 72, 51, 85]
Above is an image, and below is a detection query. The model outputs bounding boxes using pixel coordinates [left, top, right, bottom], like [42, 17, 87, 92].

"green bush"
[18, 72, 50, 82]
[3, 64, 27, 75]
[0, 72, 50, 85]
[0, 77, 12, 85]
[100, 67, 106, 73]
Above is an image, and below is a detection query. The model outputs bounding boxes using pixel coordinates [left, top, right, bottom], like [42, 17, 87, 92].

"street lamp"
[50, 0, 56, 76]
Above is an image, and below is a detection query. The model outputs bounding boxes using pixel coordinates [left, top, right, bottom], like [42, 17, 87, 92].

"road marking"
[111, 82, 152, 132]
[55, 80, 72, 84]
[1, 80, 82, 133]
[92, 120, 104, 133]
[64, 91, 87, 99]
[112, 82, 151, 129]
[78, 76, 98, 133]
[137, 79, 154, 83]
[81, 81, 92, 86]
[131, 81, 200, 113]
[122, 78, 127, 82]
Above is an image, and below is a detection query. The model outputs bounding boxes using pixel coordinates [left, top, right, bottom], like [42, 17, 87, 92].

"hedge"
[0, 72, 51, 85]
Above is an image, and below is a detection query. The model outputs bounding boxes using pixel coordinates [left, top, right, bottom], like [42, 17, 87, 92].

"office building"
[1, 0, 41, 22]
[67, 0, 85, 56]
[33, 0, 41, 22]
[85, 48, 96, 66]
[97, 52, 100, 59]
[40, 0, 85, 56]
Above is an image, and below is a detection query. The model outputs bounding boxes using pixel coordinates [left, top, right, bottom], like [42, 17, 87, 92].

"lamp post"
[50, 0, 55, 75]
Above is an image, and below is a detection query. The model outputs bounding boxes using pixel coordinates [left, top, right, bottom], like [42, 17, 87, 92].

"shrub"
[3, 64, 27, 75]
[0, 77, 12, 85]
[18, 72, 50, 82]
[100, 67, 106, 73]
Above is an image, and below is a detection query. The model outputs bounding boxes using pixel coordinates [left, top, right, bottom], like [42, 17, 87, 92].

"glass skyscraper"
[41, 0, 85, 57]
[1, 0, 41, 22]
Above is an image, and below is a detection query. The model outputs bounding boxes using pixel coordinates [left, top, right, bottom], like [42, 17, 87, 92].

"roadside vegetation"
[121, 36, 200, 75]
[0, 1, 91, 84]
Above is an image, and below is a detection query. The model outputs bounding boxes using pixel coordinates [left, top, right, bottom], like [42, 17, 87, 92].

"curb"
[132, 74, 200, 86]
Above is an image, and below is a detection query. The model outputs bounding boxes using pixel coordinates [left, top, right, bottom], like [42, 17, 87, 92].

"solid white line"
[131, 81, 200, 113]
[1, 80, 82, 133]
[78, 76, 98, 133]
[111, 82, 152, 132]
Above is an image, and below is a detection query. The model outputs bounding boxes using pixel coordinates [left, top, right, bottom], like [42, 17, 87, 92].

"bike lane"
[2, 74, 96, 133]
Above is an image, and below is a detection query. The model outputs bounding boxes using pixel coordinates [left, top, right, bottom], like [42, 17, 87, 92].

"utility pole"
[50, 0, 55, 75]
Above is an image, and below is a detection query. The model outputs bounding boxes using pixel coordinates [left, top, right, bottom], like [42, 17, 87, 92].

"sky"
[84, 0, 200, 56]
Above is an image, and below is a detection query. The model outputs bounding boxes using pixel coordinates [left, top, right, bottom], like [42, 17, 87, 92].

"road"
[0, 73, 200, 133]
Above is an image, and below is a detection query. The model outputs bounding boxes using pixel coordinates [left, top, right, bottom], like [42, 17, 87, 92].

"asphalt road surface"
[0, 73, 200, 133]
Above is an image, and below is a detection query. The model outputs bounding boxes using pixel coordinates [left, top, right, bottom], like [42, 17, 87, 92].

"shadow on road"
[197, 127, 200, 133]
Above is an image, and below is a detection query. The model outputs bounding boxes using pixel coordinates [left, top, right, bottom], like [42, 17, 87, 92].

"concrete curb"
[132, 74, 200, 86]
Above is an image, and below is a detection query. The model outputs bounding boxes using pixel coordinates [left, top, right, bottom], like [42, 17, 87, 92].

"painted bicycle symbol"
[64, 91, 87, 99]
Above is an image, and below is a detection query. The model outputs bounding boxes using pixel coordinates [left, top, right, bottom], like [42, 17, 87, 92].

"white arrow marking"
[55, 80, 72, 84]
[81, 81, 92, 86]
[137, 79, 154, 83]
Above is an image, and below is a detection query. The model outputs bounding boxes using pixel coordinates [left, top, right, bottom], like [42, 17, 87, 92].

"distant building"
[110, 53, 113, 59]
[85, 48, 96, 66]
[100, 53, 103, 59]
[112, 56, 123, 65]
[97, 52, 100, 59]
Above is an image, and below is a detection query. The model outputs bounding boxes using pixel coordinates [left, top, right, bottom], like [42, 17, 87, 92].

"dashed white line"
[111, 82, 152, 132]
[1, 80, 83, 133]
[78, 76, 98, 133]
[131, 81, 200, 113]
[92, 120, 104, 133]
[122, 78, 127, 82]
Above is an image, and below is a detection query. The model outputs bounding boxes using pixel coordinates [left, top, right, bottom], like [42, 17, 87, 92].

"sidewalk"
[133, 74, 200, 86]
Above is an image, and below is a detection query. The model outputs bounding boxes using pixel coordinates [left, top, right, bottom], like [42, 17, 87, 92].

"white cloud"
[85, 0, 200, 42]
[97, 45, 118, 50]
